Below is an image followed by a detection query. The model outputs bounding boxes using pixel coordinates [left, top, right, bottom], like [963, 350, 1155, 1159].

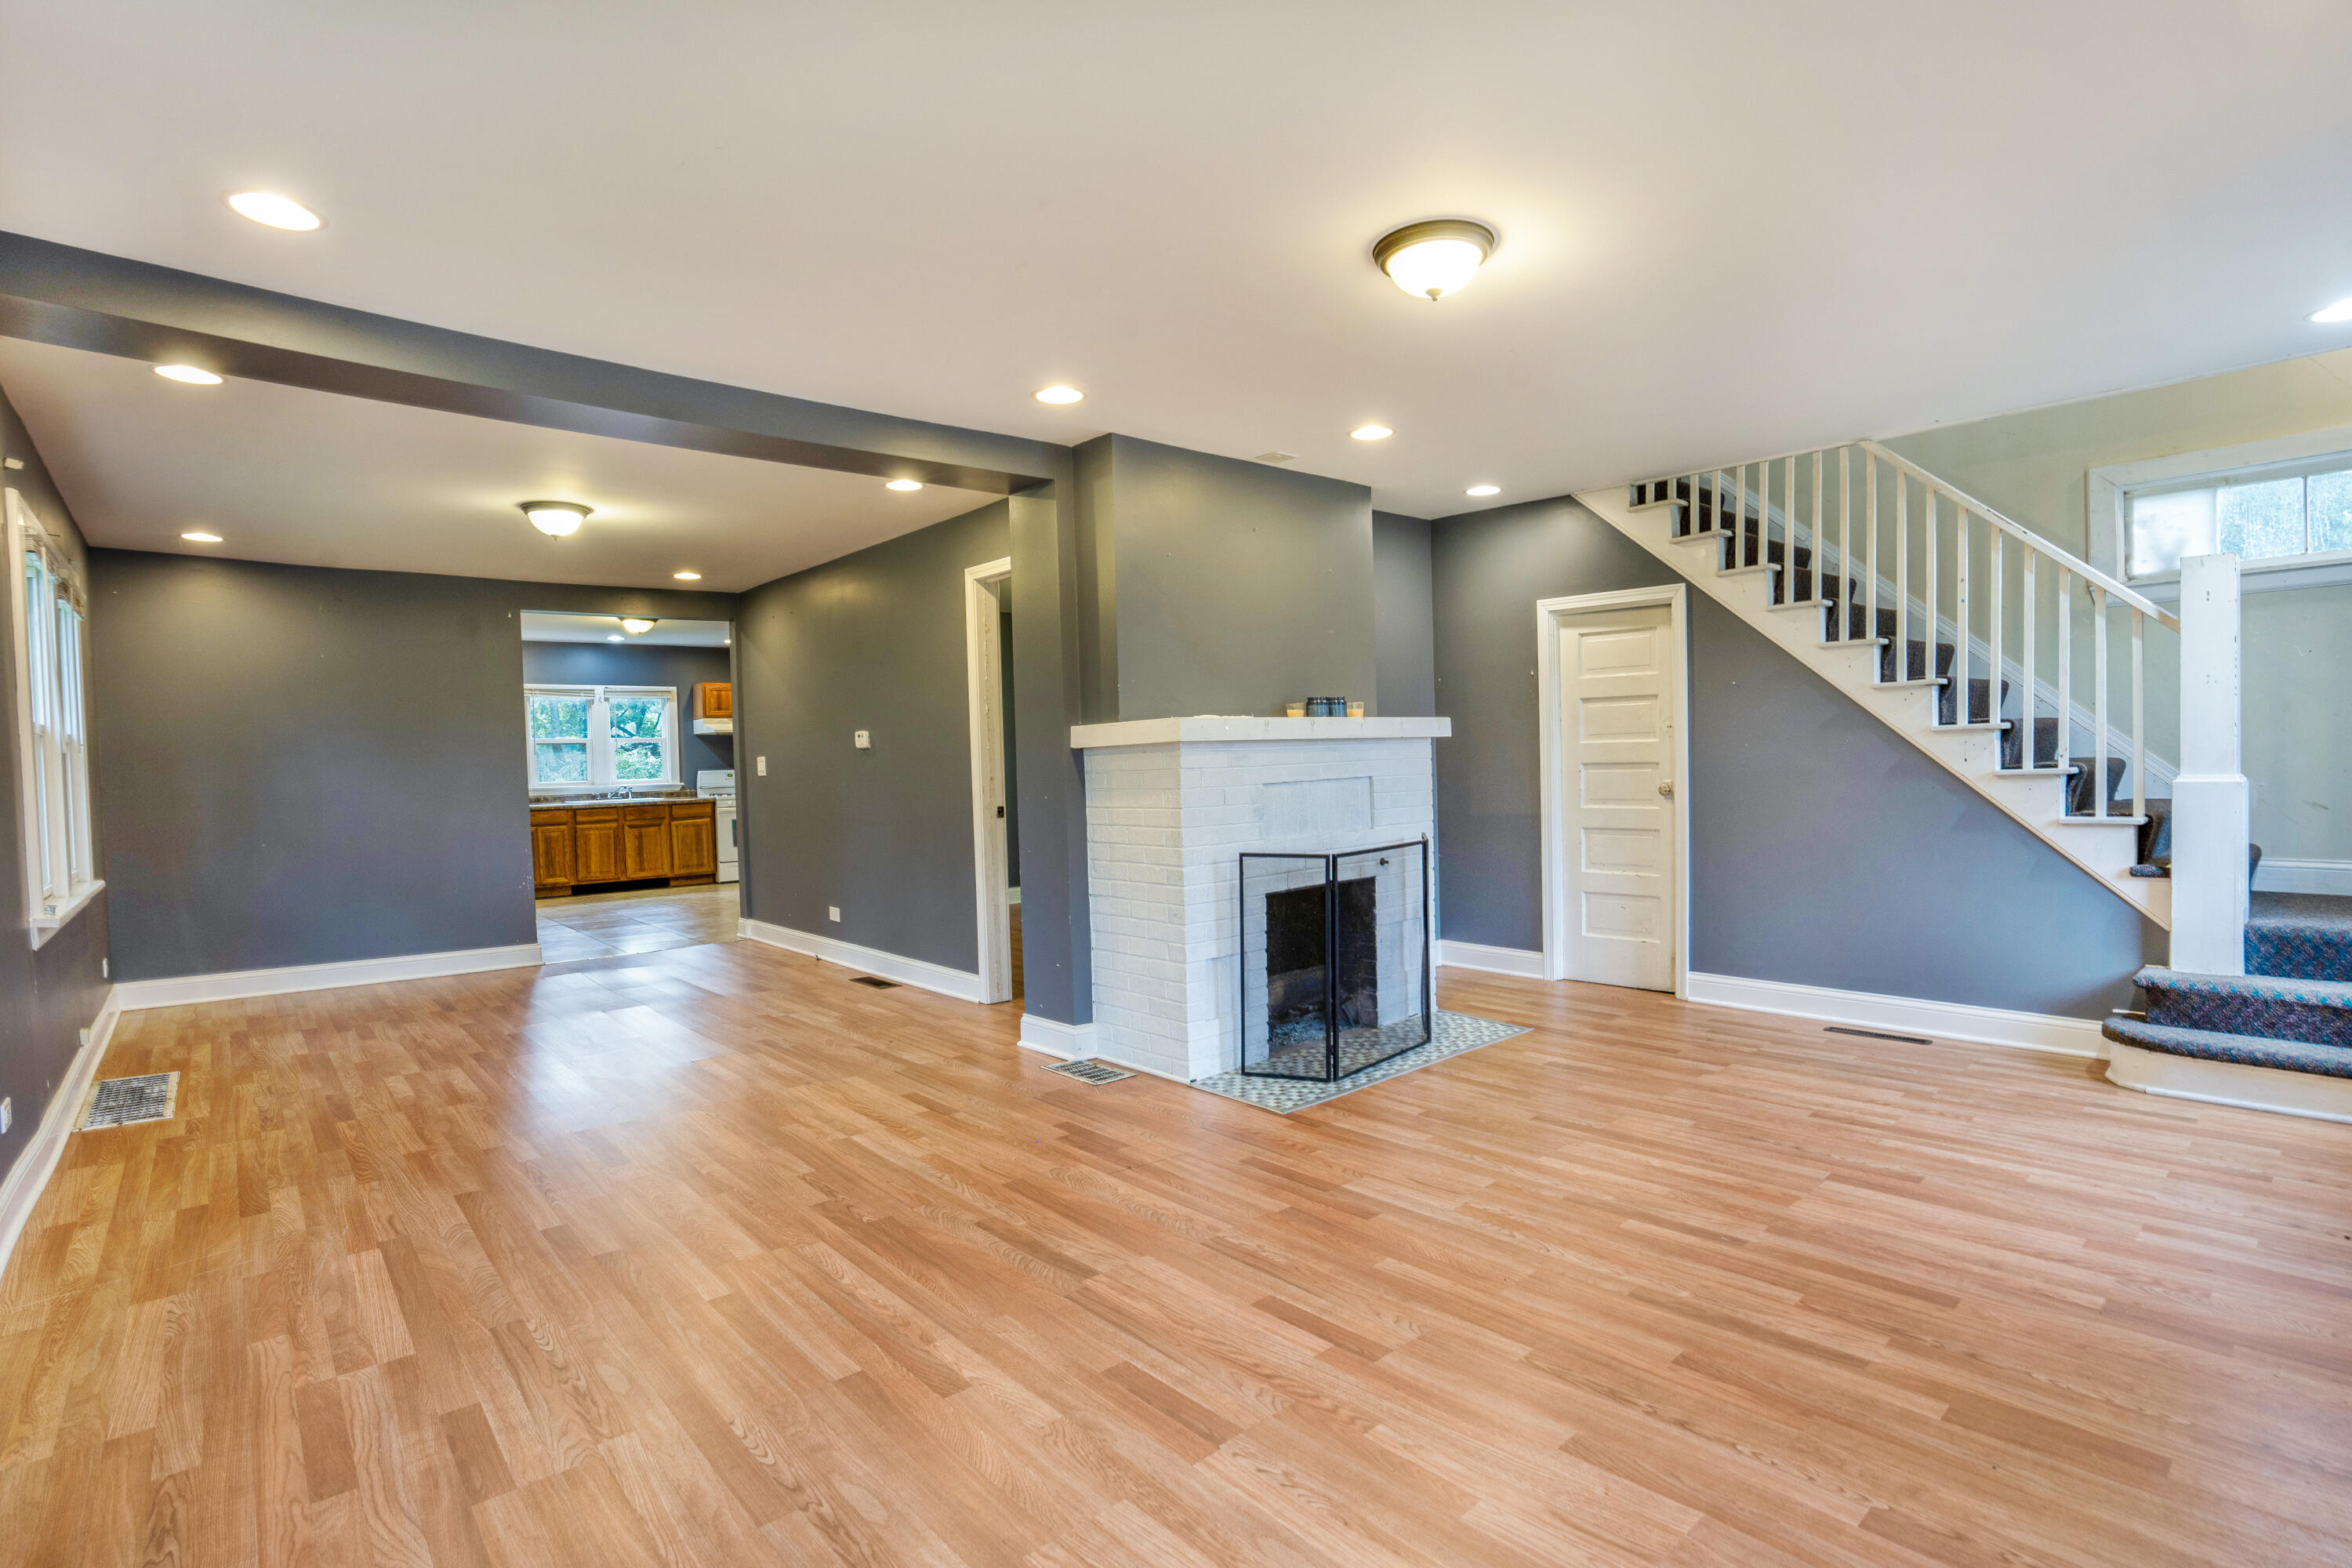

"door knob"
[1657, 781, 1675, 797]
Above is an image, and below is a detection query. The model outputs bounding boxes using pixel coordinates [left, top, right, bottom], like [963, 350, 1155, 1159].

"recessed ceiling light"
[886, 478, 924, 492]
[154, 364, 223, 385]
[606, 634, 624, 643]
[227, 191, 321, 230]
[673, 570, 702, 580]
[520, 500, 590, 537]
[620, 617, 656, 635]
[1255, 451, 1298, 464]
[1465, 484, 1501, 498]
[180, 531, 223, 543]
[1374, 219, 1497, 301]
[1351, 424, 1393, 441]
[1035, 385, 1084, 405]
[2310, 297, 2352, 324]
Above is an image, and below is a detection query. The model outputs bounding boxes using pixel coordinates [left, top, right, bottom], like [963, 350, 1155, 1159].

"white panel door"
[1559, 605, 1676, 990]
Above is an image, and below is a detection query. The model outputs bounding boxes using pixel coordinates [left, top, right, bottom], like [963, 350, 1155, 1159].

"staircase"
[1586, 441, 2176, 925]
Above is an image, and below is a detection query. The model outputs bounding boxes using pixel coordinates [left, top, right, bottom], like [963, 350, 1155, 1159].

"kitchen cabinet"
[532, 800, 718, 895]
[695, 681, 732, 720]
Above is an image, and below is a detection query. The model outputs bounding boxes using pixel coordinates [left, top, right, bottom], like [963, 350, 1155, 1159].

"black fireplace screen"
[1240, 837, 1431, 1081]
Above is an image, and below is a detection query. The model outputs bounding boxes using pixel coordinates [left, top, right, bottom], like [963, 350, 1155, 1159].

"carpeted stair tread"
[2131, 964, 2352, 1047]
[2100, 1015, 2352, 1079]
[2246, 891, 2352, 982]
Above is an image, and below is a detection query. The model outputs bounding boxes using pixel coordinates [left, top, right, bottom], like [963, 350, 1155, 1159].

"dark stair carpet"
[2246, 891, 2352, 983]
[2105, 895, 2352, 1085]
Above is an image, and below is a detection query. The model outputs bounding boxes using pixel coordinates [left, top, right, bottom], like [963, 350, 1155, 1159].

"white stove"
[696, 769, 738, 882]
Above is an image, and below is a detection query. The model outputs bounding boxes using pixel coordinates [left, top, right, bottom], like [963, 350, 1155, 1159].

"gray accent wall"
[1373, 511, 1436, 717]
[1431, 494, 2161, 1019]
[0, 377, 109, 1200]
[734, 499, 1012, 975]
[521, 639, 735, 781]
[88, 550, 735, 982]
[1074, 435, 1376, 720]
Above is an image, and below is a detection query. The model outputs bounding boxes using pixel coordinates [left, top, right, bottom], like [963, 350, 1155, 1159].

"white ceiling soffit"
[0, 338, 998, 589]
[5, 5, 2352, 519]
[521, 612, 731, 646]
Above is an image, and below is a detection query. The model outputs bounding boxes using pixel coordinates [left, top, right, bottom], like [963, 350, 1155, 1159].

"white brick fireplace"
[1073, 716, 1449, 1081]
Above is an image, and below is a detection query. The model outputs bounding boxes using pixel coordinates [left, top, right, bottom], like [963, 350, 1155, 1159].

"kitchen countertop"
[528, 794, 710, 810]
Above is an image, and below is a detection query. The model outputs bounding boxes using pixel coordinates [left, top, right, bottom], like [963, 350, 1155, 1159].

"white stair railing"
[1631, 441, 2180, 822]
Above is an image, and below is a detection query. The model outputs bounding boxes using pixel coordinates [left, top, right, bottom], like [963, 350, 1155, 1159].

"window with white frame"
[525, 684, 678, 789]
[2125, 451, 2352, 581]
[7, 488, 98, 935]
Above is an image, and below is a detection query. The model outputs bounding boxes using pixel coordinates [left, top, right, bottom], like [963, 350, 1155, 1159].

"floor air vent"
[1042, 1058, 1135, 1084]
[849, 975, 901, 989]
[1824, 1025, 1933, 1046]
[82, 1072, 180, 1130]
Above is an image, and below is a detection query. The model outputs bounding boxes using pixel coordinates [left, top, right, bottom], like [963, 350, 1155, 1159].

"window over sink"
[525, 684, 678, 789]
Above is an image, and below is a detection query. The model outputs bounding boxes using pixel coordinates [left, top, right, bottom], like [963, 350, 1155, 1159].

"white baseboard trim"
[0, 986, 122, 1281]
[116, 943, 543, 1010]
[2252, 858, 2352, 897]
[738, 919, 985, 1004]
[1436, 939, 1546, 978]
[1684, 971, 2108, 1058]
[1017, 1012, 1097, 1058]
[2106, 1041, 2352, 1123]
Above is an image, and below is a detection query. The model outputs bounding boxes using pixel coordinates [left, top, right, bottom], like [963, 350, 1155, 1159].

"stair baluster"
[2092, 585, 2110, 819]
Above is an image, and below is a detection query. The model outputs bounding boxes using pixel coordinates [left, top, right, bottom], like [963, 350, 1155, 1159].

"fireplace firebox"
[1239, 837, 1431, 1081]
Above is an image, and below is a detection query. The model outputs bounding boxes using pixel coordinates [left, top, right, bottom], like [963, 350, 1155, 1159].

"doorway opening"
[964, 557, 1018, 1002]
[1536, 584, 1690, 994]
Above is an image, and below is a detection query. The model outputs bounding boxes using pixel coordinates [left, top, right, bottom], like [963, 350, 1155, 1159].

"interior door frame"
[1536, 583, 1691, 998]
[964, 556, 1016, 1003]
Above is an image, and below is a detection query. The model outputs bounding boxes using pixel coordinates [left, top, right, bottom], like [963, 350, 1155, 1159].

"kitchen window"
[7, 488, 100, 943]
[525, 684, 678, 789]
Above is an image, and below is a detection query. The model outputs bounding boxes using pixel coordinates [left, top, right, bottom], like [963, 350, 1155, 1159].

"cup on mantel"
[1346, 701, 1364, 718]
[1285, 701, 1307, 718]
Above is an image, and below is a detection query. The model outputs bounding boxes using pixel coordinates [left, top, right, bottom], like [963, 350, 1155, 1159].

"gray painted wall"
[1373, 511, 1436, 717]
[88, 550, 735, 982]
[1076, 435, 1377, 720]
[734, 499, 1012, 975]
[521, 638, 735, 782]
[0, 378, 110, 1199]
[1431, 494, 2161, 1019]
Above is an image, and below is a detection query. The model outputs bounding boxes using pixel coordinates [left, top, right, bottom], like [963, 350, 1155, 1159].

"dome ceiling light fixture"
[520, 500, 590, 537]
[620, 617, 657, 635]
[1372, 219, 1497, 302]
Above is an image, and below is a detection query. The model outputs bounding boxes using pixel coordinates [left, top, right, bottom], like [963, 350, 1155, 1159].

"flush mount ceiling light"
[885, 478, 924, 492]
[520, 500, 590, 537]
[606, 634, 624, 643]
[1350, 424, 1393, 441]
[1374, 219, 1496, 301]
[1465, 484, 1501, 497]
[227, 191, 321, 230]
[1035, 384, 1084, 405]
[2311, 297, 2352, 324]
[154, 364, 223, 385]
[673, 570, 702, 580]
[180, 531, 223, 543]
[620, 617, 657, 635]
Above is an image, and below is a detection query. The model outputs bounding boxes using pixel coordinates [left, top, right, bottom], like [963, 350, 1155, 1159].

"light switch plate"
[827, 906, 840, 922]
[0, 1098, 11, 1134]
[756, 756, 767, 776]
[854, 730, 871, 750]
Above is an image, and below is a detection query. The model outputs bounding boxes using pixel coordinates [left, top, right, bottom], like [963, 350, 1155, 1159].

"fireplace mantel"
[1070, 715, 1451, 749]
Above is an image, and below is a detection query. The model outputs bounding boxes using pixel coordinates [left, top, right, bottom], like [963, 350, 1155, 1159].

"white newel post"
[2170, 554, 2248, 975]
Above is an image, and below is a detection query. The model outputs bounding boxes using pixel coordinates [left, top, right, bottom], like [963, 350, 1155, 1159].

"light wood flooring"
[535, 884, 741, 963]
[3, 944, 2350, 1566]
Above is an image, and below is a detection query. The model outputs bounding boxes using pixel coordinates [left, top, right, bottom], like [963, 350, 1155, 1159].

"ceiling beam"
[0, 230, 1060, 494]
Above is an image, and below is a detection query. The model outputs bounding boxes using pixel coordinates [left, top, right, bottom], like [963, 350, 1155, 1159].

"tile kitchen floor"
[535, 880, 740, 960]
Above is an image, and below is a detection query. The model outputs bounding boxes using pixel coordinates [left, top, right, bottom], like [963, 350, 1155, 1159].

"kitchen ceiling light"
[520, 500, 590, 537]
[1035, 384, 1084, 405]
[606, 634, 624, 643]
[673, 570, 702, 580]
[154, 364, 223, 385]
[227, 191, 321, 230]
[620, 618, 656, 635]
[2311, 297, 2352, 324]
[1373, 219, 1497, 302]
[1465, 484, 1501, 497]
[885, 478, 924, 492]
[1350, 424, 1393, 441]
[180, 531, 223, 543]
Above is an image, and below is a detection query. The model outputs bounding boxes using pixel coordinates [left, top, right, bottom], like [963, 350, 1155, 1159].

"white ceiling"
[521, 612, 730, 646]
[4, 3, 2352, 522]
[0, 337, 996, 589]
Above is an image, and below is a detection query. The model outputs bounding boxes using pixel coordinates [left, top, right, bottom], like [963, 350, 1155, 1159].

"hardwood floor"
[3, 944, 2349, 1566]
[535, 883, 741, 963]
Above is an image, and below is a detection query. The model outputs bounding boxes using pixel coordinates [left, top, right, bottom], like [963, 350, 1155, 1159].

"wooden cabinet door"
[573, 812, 622, 883]
[670, 811, 717, 877]
[530, 813, 574, 890]
[622, 806, 672, 878]
[696, 681, 732, 719]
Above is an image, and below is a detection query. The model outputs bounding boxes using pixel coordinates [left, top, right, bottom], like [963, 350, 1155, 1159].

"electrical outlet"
[0, 1098, 11, 1134]
[756, 756, 768, 776]
[854, 730, 870, 750]
[100, 957, 108, 978]
[827, 906, 840, 923]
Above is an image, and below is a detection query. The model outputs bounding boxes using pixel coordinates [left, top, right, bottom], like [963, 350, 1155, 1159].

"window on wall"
[525, 684, 677, 789]
[7, 488, 100, 940]
[2127, 452, 2352, 580]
